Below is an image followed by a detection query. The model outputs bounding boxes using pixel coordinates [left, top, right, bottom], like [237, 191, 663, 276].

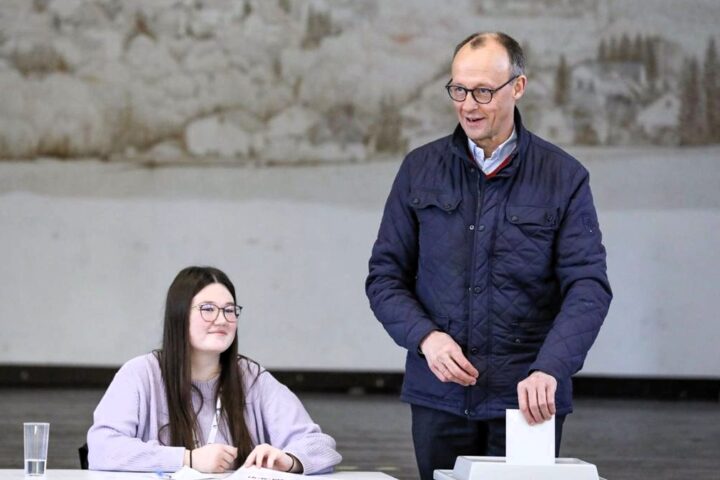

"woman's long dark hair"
[156, 266, 253, 462]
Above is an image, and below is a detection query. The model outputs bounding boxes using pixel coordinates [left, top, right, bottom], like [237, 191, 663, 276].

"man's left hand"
[517, 371, 557, 425]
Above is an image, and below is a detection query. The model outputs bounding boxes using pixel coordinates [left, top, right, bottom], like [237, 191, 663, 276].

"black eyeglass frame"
[445, 75, 519, 104]
[192, 303, 243, 323]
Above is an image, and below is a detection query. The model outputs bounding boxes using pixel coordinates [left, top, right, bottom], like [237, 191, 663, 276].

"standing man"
[366, 32, 612, 479]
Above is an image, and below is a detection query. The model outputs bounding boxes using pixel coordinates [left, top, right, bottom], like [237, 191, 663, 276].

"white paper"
[226, 467, 304, 480]
[169, 466, 224, 479]
[505, 409, 555, 465]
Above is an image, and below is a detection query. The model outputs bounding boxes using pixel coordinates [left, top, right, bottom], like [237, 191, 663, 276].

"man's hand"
[420, 331, 479, 386]
[517, 371, 557, 424]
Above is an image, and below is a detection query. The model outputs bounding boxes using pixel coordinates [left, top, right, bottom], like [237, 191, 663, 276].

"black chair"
[78, 443, 89, 469]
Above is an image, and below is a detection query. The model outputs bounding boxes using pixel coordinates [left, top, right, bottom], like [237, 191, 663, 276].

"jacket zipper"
[466, 167, 486, 417]
[485, 179, 502, 419]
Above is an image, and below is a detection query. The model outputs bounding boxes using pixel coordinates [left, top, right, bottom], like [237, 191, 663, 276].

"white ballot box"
[433, 456, 602, 480]
[433, 409, 605, 480]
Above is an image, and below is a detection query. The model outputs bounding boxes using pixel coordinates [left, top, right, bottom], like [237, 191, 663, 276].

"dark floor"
[1, 389, 718, 479]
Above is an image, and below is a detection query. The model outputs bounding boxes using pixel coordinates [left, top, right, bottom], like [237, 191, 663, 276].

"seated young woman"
[87, 266, 341, 474]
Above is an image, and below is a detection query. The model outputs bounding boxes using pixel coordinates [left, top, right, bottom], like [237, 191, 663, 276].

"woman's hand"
[189, 444, 238, 473]
[243, 444, 299, 472]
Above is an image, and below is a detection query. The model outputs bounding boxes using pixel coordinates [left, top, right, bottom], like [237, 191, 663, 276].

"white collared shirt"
[468, 127, 517, 176]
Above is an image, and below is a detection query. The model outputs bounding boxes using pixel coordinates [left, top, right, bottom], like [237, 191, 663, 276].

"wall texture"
[1, 0, 718, 377]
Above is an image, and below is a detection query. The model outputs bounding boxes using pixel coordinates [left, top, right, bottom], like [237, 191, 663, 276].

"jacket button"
[477, 224, 485, 232]
[470, 347, 479, 354]
[473, 286, 481, 294]
[511, 215, 519, 222]
[514, 338, 521, 344]
[464, 409, 470, 415]
[412, 198, 420, 205]
[469, 224, 475, 231]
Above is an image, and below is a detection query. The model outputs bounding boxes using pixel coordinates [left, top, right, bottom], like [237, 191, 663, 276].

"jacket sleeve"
[365, 156, 439, 354]
[87, 361, 185, 472]
[248, 370, 342, 475]
[529, 166, 612, 380]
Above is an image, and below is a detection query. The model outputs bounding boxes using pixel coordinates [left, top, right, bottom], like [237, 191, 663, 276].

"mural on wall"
[0, 0, 718, 166]
[1, 0, 720, 374]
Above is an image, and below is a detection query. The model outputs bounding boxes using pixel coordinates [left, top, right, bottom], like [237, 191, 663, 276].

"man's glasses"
[192, 303, 243, 323]
[445, 75, 518, 104]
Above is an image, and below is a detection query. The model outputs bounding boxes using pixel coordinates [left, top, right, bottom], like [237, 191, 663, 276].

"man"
[365, 32, 611, 479]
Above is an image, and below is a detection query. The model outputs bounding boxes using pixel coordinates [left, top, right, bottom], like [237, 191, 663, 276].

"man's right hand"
[420, 331, 479, 386]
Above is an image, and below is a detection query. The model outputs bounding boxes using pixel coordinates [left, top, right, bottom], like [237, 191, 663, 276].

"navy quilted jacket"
[366, 109, 612, 420]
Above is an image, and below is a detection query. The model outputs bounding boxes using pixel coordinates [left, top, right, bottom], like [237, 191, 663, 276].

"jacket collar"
[450, 107, 529, 178]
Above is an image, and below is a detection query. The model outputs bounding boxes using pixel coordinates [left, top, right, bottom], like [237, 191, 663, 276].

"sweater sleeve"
[87, 358, 185, 472]
[249, 370, 342, 475]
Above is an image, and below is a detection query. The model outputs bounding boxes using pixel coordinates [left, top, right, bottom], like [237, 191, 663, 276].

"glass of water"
[23, 422, 49, 476]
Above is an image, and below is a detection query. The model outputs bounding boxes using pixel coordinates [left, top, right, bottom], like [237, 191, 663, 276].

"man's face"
[450, 40, 526, 153]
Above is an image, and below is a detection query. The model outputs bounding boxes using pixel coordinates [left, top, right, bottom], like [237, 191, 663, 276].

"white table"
[0, 471, 397, 480]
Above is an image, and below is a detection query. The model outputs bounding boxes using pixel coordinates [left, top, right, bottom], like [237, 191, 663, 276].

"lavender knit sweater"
[87, 354, 341, 474]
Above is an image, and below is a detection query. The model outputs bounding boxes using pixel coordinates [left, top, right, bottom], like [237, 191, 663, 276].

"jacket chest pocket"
[505, 205, 559, 244]
[409, 189, 464, 256]
[410, 189, 461, 212]
[410, 189, 462, 222]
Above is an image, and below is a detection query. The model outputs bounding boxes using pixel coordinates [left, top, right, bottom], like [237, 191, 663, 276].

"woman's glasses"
[192, 303, 242, 323]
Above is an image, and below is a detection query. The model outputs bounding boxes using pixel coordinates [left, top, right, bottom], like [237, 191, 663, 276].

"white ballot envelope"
[505, 409, 555, 465]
